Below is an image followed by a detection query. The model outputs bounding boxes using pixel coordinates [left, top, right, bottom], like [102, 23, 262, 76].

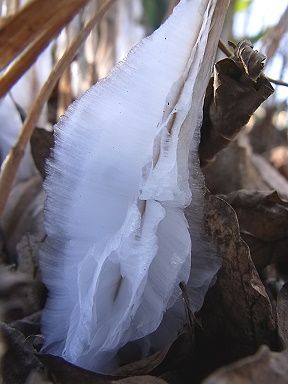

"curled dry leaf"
[230, 39, 266, 81]
[16, 233, 43, 277]
[30, 128, 54, 179]
[199, 57, 274, 165]
[277, 282, 288, 349]
[202, 140, 266, 195]
[116, 328, 193, 377]
[197, 193, 277, 371]
[1, 175, 44, 260]
[270, 146, 288, 180]
[24, 370, 53, 384]
[202, 346, 288, 384]
[222, 190, 288, 241]
[0, 266, 38, 323]
[10, 311, 41, 339]
[38, 354, 115, 384]
[113, 377, 167, 384]
[115, 347, 172, 377]
[250, 154, 288, 200]
[39, 330, 192, 383]
[0, 323, 42, 384]
[221, 190, 288, 272]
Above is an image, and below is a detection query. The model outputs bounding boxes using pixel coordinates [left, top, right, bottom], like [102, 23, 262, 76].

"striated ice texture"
[41, 0, 229, 373]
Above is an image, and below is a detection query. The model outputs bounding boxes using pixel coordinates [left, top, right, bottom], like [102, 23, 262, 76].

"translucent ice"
[41, 0, 229, 373]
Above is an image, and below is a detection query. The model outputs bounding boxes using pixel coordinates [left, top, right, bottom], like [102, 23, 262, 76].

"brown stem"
[0, 0, 91, 70]
[266, 77, 288, 88]
[0, 0, 116, 216]
[0, 0, 95, 97]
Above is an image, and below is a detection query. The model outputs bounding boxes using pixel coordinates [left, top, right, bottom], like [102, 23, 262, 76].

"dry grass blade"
[0, 0, 91, 70]
[262, 5, 288, 63]
[0, 0, 116, 216]
[0, 29, 62, 98]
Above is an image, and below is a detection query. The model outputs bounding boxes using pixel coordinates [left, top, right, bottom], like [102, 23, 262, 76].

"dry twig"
[0, 0, 91, 70]
[0, 0, 93, 97]
[0, 0, 116, 216]
[261, 5, 288, 63]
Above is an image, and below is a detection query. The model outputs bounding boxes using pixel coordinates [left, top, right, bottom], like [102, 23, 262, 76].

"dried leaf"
[0, 323, 42, 384]
[116, 347, 172, 377]
[220, 190, 288, 272]
[277, 282, 288, 349]
[0, 266, 37, 322]
[239, 234, 288, 272]
[199, 58, 274, 165]
[221, 190, 288, 241]
[25, 371, 53, 384]
[10, 311, 41, 338]
[16, 233, 43, 277]
[39, 343, 179, 383]
[116, 330, 193, 377]
[30, 128, 54, 179]
[38, 354, 114, 384]
[198, 193, 277, 370]
[113, 377, 167, 384]
[203, 140, 267, 195]
[202, 346, 288, 384]
[270, 146, 288, 180]
[1, 176, 44, 260]
[231, 39, 266, 81]
[203, 135, 288, 198]
[251, 154, 288, 200]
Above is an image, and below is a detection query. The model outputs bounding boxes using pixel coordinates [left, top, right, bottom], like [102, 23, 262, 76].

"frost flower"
[41, 0, 229, 373]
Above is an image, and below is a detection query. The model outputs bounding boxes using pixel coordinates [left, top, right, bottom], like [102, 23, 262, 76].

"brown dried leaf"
[0, 322, 42, 384]
[239, 233, 288, 273]
[115, 347, 171, 377]
[203, 133, 288, 198]
[0, 266, 39, 322]
[277, 282, 288, 349]
[1, 175, 44, 260]
[203, 140, 268, 195]
[199, 58, 274, 165]
[10, 311, 41, 339]
[221, 190, 288, 272]
[198, 193, 277, 369]
[16, 233, 43, 276]
[116, 330, 193, 377]
[113, 377, 167, 384]
[202, 346, 288, 384]
[30, 128, 54, 179]
[38, 354, 114, 384]
[270, 146, 288, 180]
[39, 336, 185, 383]
[251, 154, 288, 200]
[25, 371, 53, 384]
[222, 190, 288, 241]
[231, 39, 266, 81]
